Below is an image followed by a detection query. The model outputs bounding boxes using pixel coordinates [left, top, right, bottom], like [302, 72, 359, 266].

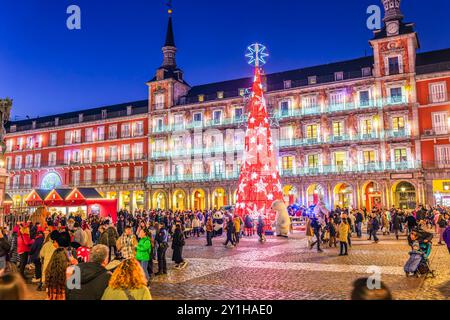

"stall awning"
[66, 188, 102, 206]
[25, 189, 52, 207]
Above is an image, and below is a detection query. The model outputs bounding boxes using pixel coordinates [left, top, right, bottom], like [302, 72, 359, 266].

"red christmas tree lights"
[235, 67, 284, 225]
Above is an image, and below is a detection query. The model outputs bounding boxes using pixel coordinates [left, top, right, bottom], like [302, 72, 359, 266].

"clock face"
[387, 22, 399, 35]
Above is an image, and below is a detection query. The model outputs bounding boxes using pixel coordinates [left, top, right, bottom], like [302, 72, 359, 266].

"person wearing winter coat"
[338, 220, 350, 256]
[205, 217, 213, 247]
[442, 220, 450, 254]
[39, 230, 58, 284]
[135, 229, 152, 281]
[172, 224, 186, 269]
[223, 218, 236, 247]
[9, 226, 19, 265]
[327, 220, 337, 248]
[437, 213, 449, 245]
[29, 231, 45, 283]
[66, 245, 111, 300]
[0, 227, 11, 272]
[99, 224, 119, 262]
[368, 215, 380, 243]
[244, 214, 254, 236]
[17, 224, 34, 278]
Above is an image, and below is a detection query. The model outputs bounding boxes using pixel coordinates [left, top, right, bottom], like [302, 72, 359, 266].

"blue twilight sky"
[1, 0, 449, 119]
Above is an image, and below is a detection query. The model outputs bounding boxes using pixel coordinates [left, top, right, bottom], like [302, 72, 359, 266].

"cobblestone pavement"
[25, 230, 450, 300]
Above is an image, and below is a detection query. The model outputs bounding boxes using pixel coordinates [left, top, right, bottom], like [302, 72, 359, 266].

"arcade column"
[0, 167, 8, 227]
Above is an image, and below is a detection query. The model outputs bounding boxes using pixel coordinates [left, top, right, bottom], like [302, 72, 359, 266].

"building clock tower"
[383, 0, 404, 37]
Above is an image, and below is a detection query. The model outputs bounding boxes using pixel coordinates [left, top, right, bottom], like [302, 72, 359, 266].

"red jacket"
[17, 232, 33, 254]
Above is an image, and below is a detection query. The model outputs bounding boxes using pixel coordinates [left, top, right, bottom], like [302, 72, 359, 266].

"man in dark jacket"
[369, 215, 380, 243]
[29, 231, 45, 282]
[392, 213, 402, 240]
[66, 244, 111, 300]
[0, 227, 11, 271]
[355, 211, 364, 238]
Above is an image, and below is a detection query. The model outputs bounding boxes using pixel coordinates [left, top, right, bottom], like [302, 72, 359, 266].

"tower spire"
[161, 2, 176, 68]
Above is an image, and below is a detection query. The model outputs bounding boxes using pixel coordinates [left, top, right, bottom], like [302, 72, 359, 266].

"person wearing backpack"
[135, 228, 152, 282]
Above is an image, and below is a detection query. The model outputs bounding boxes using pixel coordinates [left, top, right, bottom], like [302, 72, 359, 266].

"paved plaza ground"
[25, 230, 450, 300]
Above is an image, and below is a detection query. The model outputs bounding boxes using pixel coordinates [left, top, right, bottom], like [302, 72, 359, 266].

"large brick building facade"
[4, 1, 450, 212]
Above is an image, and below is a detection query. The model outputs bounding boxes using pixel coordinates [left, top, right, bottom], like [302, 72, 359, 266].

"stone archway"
[333, 183, 353, 209]
[173, 189, 187, 211]
[152, 190, 168, 210]
[306, 183, 325, 206]
[392, 181, 417, 210]
[361, 181, 382, 211]
[192, 189, 206, 211]
[212, 188, 226, 209]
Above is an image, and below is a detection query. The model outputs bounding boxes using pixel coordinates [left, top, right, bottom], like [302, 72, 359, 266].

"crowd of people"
[0, 203, 449, 300]
[303, 204, 450, 256]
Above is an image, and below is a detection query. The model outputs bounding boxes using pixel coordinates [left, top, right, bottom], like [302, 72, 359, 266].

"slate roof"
[77, 188, 103, 199]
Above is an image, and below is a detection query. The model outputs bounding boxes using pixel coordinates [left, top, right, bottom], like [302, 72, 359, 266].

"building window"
[72, 170, 80, 186]
[198, 95, 205, 103]
[109, 146, 118, 162]
[121, 167, 130, 183]
[388, 56, 401, 75]
[234, 108, 243, 121]
[134, 166, 143, 180]
[6, 140, 13, 152]
[361, 119, 373, 137]
[154, 140, 165, 153]
[96, 147, 105, 162]
[329, 91, 346, 107]
[213, 110, 222, 125]
[193, 112, 203, 126]
[334, 152, 347, 171]
[308, 76, 317, 85]
[306, 124, 319, 141]
[101, 110, 107, 119]
[389, 87, 403, 104]
[173, 114, 184, 129]
[121, 123, 131, 138]
[429, 82, 447, 103]
[362, 67, 372, 77]
[217, 91, 224, 99]
[280, 100, 291, 117]
[432, 112, 449, 135]
[134, 143, 144, 160]
[134, 121, 144, 136]
[302, 95, 318, 111]
[24, 174, 32, 188]
[284, 80, 292, 89]
[73, 130, 82, 144]
[155, 164, 165, 177]
[83, 149, 92, 163]
[6, 157, 12, 170]
[50, 133, 57, 146]
[121, 145, 131, 161]
[97, 126, 105, 141]
[363, 150, 376, 164]
[13, 176, 20, 189]
[48, 152, 57, 166]
[26, 136, 34, 149]
[334, 72, 344, 81]
[332, 121, 344, 138]
[211, 161, 223, 177]
[282, 156, 294, 174]
[392, 116, 405, 132]
[109, 125, 118, 139]
[308, 154, 319, 169]
[84, 128, 92, 143]
[108, 168, 116, 183]
[155, 118, 164, 132]
[394, 148, 408, 163]
[436, 145, 450, 168]
[96, 168, 104, 184]
[358, 90, 371, 107]
[154, 94, 165, 109]
[280, 126, 293, 141]
[84, 169, 92, 184]
[25, 155, 33, 169]
[72, 150, 81, 163]
[14, 156, 22, 170]
[174, 164, 184, 178]
[65, 131, 72, 145]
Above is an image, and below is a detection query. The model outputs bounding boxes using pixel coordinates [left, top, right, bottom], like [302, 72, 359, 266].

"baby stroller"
[404, 242, 435, 278]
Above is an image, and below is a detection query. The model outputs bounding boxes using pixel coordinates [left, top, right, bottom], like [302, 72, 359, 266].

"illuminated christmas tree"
[235, 44, 284, 227]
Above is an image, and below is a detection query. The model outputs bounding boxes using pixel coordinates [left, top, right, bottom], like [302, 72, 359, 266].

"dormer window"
[362, 67, 372, 77]
[32, 121, 36, 129]
[127, 106, 132, 116]
[284, 80, 292, 89]
[239, 89, 245, 96]
[308, 76, 317, 85]
[78, 114, 83, 123]
[334, 72, 344, 81]
[217, 91, 224, 99]
[101, 110, 107, 119]
[198, 95, 205, 102]
[55, 118, 59, 126]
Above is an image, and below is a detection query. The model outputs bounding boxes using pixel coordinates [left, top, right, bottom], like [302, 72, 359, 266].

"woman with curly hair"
[45, 248, 70, 300]
[101, 258, 151, 300]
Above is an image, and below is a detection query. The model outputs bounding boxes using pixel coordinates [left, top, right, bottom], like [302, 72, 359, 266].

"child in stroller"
[404, 230, 435, 278]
